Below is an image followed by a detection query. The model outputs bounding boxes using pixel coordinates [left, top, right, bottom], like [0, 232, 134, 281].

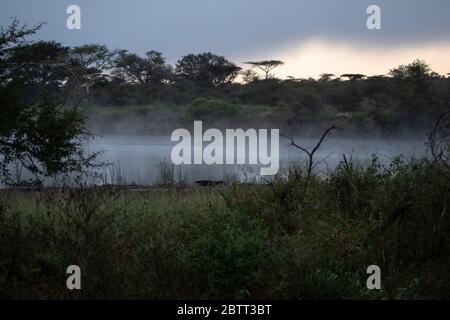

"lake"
[85, 135, 427, 186]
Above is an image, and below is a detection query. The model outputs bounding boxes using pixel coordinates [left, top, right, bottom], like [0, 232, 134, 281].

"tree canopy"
[244, 60, 284, 80]
[176, 52, 241, 87]
[113, 50, 172, 86]
[0, 19, 97, 186]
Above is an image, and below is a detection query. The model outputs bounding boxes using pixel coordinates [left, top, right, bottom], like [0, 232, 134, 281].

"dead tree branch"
[427, 108, 450, 170]
[282, 125, 341, 191]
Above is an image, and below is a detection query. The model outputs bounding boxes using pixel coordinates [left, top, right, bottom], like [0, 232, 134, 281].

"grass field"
[0, 155, 449, 299]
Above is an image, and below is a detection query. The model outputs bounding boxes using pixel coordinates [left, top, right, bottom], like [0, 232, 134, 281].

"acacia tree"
[67, 44, 117, 105]
[244, 60, 284, 80]
[0, 95, 97, 186]
[319, 73, 335, 82]
[0, 18, 43, 85]
[0, 20, 97, 186]
[113, 50, 172, 85]
[241, 68, 259, 84]
[340, 74, 366, 81]
[4, 41, 69, 101]
[176, 52, 241, 87]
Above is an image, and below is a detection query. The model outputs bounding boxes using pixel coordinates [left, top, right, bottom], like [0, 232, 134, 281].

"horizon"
[1, 0, 449, 78]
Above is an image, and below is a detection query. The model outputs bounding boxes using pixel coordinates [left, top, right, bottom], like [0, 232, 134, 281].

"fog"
[87, 134, 427, 186]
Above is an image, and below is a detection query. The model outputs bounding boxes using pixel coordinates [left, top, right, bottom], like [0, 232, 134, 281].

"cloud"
[0, 0, 449, 71]
[236, 38, 450, 79]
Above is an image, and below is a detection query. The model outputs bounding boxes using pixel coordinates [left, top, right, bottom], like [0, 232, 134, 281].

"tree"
[4, 41, 69, 92]
[282, 125, 341, 196]
[0, 18, 44, 86]
[0, 18, 42, 61]
[340, 74, 366, 81]
[0, 94, 97, 186]
[113, 50, 172, 85]
[0, 20, 97, 186]
[67, 44, 117, 105]
[427, 108, 450, 170]
[176, 52, 241, 87]
[319, 73, 335, 82]
[241, 68, 259, 84]
[389, 59, 432, 96]
[244, 60, 284, 80]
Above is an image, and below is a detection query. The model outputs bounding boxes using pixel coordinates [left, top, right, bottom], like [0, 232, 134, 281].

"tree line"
[1, 19, 449, 186]
[3, 18, 447, 110]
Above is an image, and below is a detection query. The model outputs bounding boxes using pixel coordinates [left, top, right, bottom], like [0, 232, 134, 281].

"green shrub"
[1, 155, 449, 299]
[185, 98, 241, 120]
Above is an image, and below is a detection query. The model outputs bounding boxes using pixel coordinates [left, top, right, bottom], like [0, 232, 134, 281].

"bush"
[185, 98, 241, 121]
[1, 154, 450, 299]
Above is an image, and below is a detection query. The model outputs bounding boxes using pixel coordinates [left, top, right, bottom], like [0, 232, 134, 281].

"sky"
[0, 0, 449, 78]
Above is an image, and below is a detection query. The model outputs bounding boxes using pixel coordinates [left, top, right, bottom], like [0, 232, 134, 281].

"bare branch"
[282, 125, 341, 193]
[427, 108, 450, 169]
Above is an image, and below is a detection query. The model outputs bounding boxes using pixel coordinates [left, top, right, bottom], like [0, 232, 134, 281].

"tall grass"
[102, 161, 126, 186]
[155, 158, 187, 187]
[0, 154, 449, 299]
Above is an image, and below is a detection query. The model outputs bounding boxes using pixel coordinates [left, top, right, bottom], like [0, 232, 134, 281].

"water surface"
[87, 135, 426, 185]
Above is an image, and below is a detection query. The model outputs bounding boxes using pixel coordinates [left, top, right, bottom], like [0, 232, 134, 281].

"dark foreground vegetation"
[1, 151, 450, 299]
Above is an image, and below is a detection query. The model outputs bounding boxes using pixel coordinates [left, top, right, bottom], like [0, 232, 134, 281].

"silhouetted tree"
[244, 60, 284, 80]
[340, 74, 366, 81]
[3, 40, 70, 103]
[0, 18, 43, 83]
[319, 73, 335, 82]
[176, 52, 240, 87]
[241, 68, 259, 84]
[0, 20, 97, 186]
[389, 59, 432, 96]
[113, 50, 172, 85]
[67, 44, 117, 105]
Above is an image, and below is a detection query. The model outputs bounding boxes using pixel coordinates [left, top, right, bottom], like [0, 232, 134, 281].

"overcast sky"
[1, 0, 449, 77]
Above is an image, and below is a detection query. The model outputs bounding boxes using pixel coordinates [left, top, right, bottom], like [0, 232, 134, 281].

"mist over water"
[87, 134, 427, 186]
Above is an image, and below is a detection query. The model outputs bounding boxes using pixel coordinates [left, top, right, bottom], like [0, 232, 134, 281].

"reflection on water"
[84, 135, 426, 186]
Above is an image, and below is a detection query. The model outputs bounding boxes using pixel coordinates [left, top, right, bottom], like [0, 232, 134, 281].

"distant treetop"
[244, 60, 284, 80]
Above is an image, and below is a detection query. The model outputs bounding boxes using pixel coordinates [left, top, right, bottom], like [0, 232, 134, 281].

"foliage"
[0, 93, 98, 186]
[185, 98, 241, 121]
[176, 52, 241, 87]
[1, 154, 449, 299]
[113, 50, 172, 85]
[1, 20, 448, 136]
[245, 60, 284, 80]
[0, 20, 98, 186]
